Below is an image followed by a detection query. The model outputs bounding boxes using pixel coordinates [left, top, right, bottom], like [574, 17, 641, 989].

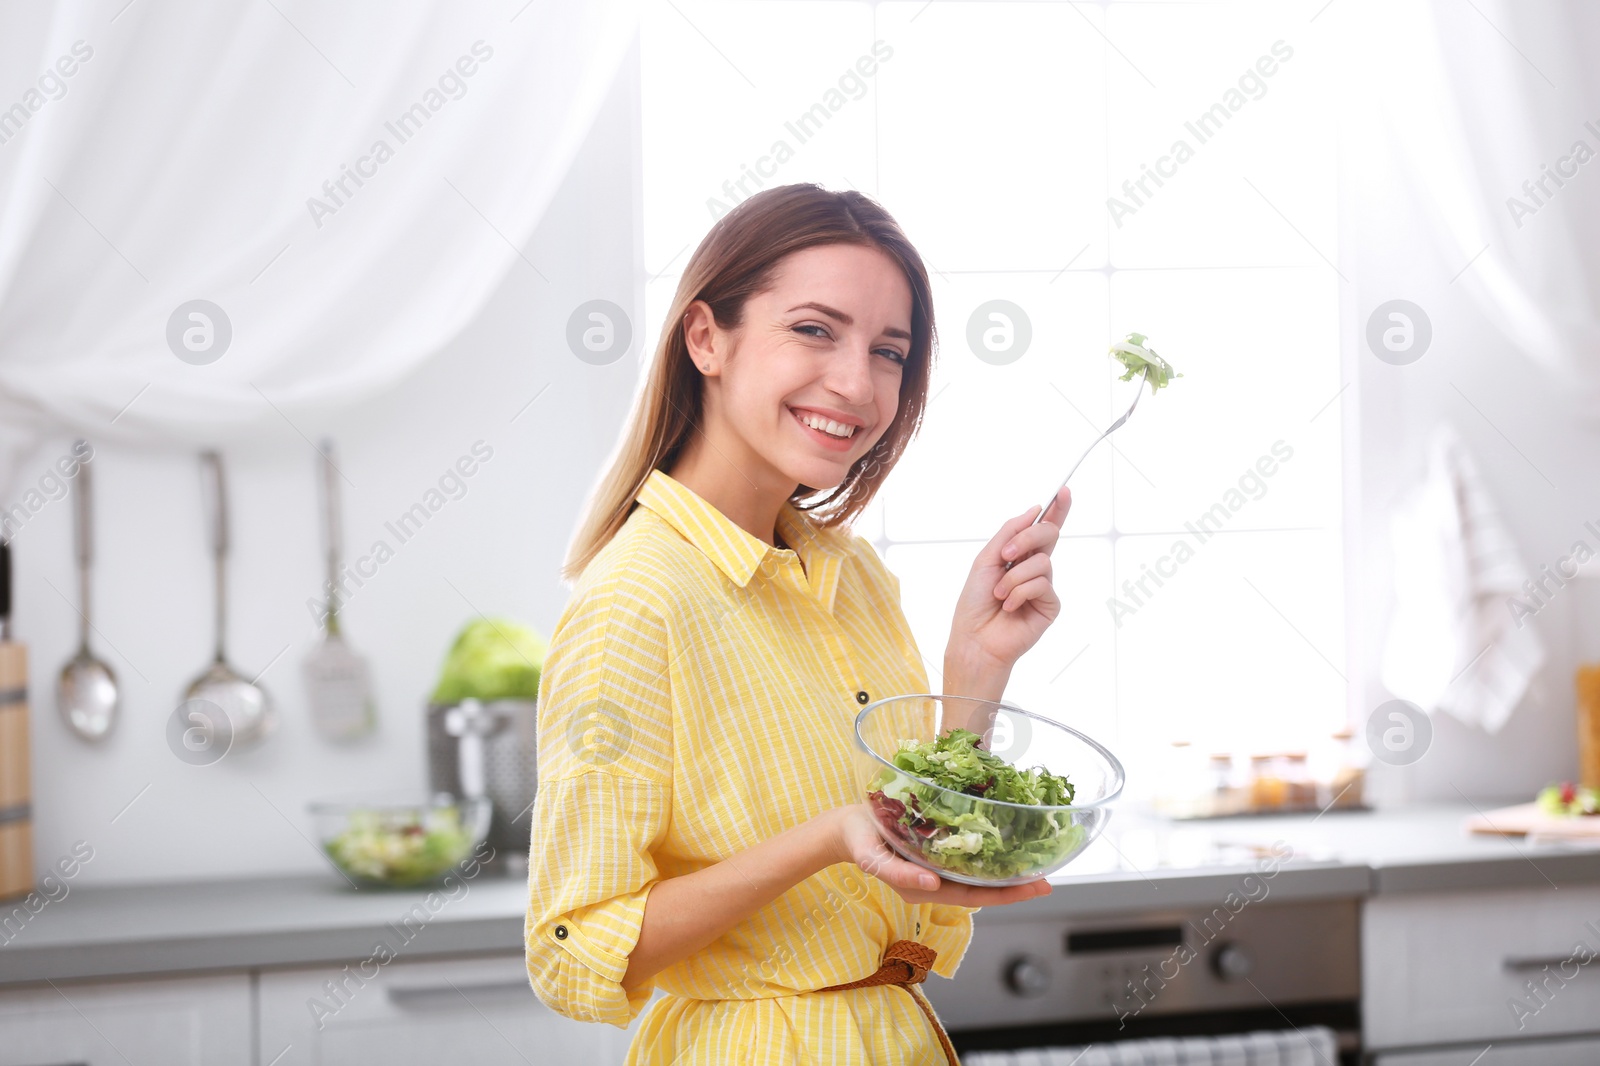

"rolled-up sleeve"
[525, 571, 675, 1028]
[922, 903, 978, 980]
[525, 773, 669, 1026]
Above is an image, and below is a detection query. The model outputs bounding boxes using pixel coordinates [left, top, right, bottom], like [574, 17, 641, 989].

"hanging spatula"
[302, 439, 375, 741]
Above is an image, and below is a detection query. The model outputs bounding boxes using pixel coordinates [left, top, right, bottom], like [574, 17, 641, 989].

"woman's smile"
[786, 403, 865, 452]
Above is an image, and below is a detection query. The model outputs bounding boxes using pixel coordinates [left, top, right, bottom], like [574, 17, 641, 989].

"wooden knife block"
[1579, 665, 1600, 790]
[0, 642, 32, 900]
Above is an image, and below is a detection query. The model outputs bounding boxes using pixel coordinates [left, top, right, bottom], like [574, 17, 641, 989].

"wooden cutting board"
[1465, 802, 1600, 840]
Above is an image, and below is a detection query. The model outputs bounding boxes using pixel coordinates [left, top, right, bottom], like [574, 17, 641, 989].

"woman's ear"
[682, 300, 719, 376]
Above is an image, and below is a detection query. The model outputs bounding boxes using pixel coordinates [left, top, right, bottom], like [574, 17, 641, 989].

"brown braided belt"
[817, 939, 960, 1066]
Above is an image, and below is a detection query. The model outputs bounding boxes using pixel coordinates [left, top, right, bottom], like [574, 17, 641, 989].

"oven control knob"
[1212, 942, 1254, 981]
[1004, 954, 1051, 998]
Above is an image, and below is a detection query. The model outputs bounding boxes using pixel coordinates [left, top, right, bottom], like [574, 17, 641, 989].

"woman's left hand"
[946, 486, 1071, 676]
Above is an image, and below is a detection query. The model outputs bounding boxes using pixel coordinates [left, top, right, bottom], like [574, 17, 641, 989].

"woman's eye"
[793, 324, 905, 365]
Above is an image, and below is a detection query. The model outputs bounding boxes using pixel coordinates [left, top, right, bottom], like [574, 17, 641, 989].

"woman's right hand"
[828, 804, 1052, 907]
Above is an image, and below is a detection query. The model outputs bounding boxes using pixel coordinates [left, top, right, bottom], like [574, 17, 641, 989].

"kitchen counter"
[0, 864, 532, 987]
[1014, 799, 1600, 919]
[4, 802, 1598, 988]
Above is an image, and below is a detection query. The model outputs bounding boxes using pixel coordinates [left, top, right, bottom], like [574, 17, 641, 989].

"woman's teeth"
[793, 409, 856, 439]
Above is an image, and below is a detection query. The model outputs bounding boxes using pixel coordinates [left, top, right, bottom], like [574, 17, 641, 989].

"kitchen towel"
[963, 1025, 1338, 1066]
[1380, 423, 1545, 734]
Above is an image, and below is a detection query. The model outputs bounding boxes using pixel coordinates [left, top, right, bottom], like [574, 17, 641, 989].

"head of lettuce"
[429, 618, 549, 705]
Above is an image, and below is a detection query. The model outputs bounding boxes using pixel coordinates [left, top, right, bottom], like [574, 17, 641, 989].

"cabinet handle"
[1503, 955, 1585, 973]
[386, 979, 537, 1009]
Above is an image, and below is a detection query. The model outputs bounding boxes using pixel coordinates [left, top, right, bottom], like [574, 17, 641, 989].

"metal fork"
[1004, 366, 1150, 570]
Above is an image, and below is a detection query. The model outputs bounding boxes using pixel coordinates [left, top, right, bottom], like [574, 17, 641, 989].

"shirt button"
[855, 690, 869, 705]
[916, 921, 922, 935]
[554, 924, 568, 940]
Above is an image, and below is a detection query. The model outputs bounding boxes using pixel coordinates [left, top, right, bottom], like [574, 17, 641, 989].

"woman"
[525, 183, 1072, 1065]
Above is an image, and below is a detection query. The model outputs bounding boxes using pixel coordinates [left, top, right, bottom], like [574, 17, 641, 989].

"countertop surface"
[5, 801, 1599, 988]
[1016, 799, 1600, 918]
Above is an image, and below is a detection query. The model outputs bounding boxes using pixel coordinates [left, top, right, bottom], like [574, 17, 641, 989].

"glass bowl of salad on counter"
[853, 694, 1124, 887]
[310, 793, 490, 888]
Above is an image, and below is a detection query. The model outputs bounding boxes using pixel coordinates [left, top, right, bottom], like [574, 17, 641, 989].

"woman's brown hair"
[561, 183, 937, 585]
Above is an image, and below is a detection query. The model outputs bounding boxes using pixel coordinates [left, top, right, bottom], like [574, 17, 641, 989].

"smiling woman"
[562, 184, 936, 579]
[668, 242, 916, 546]
[527, 184, 1071, 1065]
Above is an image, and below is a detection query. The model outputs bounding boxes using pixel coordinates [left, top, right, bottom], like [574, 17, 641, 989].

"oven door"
[925, 898, 1361, 1063]
[962, 1027, 1341, 1065]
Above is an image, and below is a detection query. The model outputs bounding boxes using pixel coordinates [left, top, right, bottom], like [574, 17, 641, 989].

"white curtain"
[0, 0, 638, 497]
[1370, 0, 1600, 412]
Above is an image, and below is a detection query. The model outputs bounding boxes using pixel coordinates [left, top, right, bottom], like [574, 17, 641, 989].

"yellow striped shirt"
[525, 468, 976, 1065]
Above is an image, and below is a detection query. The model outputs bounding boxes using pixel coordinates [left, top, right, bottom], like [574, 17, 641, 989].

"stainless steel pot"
[426, 698, 537, 865]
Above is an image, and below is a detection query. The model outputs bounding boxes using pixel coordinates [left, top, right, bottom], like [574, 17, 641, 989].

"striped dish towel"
[1379, 422, 1546, 734]
[964, 1025, 1339, 1066]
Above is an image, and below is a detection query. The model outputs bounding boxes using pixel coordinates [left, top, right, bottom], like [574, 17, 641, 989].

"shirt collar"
[635, 468, 847, 614]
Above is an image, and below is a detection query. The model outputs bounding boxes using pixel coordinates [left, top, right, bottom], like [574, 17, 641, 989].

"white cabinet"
[258, 952, 654, 1066]
[1373, 1035, 1600, 1065]
[1364, 884, 1600, 1049]
[0, 973, 251, 1066]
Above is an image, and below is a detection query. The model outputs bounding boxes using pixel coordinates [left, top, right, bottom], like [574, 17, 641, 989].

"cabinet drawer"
[1364, 884, 1600, 1048]
[259, 952, 654, 1066]
[0, 972, 251, 1066]
[1373, 1034, 1600, 1065]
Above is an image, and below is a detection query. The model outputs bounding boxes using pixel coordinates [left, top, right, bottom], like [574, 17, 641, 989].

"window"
[640, 1, 1344, 800]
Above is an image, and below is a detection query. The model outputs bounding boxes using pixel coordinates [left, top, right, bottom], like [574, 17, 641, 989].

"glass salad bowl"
[309, 793, 490, 888]
[853, 694, 1124, 887]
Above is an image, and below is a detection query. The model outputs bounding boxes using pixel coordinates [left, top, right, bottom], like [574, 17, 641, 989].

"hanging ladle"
[56, 440, 120, 741]
[182, 450, 275, 746]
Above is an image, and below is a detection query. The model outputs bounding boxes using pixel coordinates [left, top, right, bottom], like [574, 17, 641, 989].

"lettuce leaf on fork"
[1110, 332, 1180, 392]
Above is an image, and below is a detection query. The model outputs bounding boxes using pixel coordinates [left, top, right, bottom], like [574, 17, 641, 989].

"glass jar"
[1208, 753, 1242, 816]
[1283, 752, 1315, 809]
[1327, 728, 1365, 809]
[1250, 753, 1287, 811]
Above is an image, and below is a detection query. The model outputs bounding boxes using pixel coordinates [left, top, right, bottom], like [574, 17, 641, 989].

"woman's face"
[686, 242, 913, 493]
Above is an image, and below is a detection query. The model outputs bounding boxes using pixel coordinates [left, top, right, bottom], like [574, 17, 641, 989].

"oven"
[923, 897, 1362, 1065]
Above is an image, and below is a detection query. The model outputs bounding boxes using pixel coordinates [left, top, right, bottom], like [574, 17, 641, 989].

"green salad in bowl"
[1536, 782, 1600, 817]
[310, 794, 490, 888]
[855, 695, 1123, 887]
